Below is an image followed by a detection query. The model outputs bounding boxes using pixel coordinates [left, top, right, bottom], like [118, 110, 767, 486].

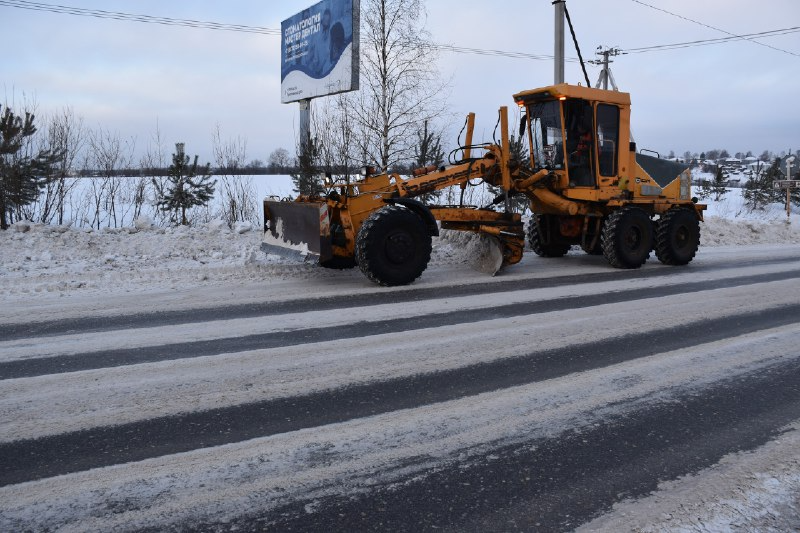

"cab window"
[527, 101, 564, 170]
[596, 104, 619, 177]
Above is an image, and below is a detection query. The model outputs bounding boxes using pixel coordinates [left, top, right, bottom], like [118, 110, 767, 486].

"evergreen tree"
[153, 142, 215, 225]
[697, 177, 712, 201]
[743, 158, 781, 211]
[291, 137, 323, 197]
[0, 105, 61, 229]
[412, 120, 445, 203]
[487, 134, 530, 213]
[710, 166, 728, 201]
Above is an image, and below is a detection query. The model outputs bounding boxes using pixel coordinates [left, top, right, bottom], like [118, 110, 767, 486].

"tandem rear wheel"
[602, 207, 654, 269]
[655, 208, 700, 265]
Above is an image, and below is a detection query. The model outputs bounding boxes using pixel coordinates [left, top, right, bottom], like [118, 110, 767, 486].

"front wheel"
[356, 205, 432, 286]
[655, 208, 700, 265]
[602, 207, 654, 269]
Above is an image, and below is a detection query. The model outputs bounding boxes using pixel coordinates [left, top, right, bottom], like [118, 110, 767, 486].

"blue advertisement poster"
[281, 0, 360, 103]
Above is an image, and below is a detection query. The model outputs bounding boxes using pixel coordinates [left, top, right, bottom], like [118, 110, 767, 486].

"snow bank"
[1, 188, 799, 300]
[703, 217, 800, 246]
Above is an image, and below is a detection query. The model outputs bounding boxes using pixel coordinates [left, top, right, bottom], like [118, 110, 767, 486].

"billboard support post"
[299, 98, 312, 153]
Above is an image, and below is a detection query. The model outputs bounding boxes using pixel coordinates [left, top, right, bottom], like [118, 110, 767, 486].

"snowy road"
[1, 244, 800, 531]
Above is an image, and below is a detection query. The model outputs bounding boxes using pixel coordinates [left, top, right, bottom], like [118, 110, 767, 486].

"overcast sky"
[2, 0, 798, 164]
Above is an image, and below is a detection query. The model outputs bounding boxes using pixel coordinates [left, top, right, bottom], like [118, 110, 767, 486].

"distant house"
[746, 160, 765, 173]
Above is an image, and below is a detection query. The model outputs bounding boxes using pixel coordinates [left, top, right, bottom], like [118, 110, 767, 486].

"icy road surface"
[1, 223, 800, 531]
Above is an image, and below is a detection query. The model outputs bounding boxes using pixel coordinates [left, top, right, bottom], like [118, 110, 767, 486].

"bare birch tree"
[212, 124, 257, 226]
[87, 128, 134, 228]
[352, 0, 448, 172]
[313, 93, 361, 183]
[139, 122, 168, 224]
[37, 107, 85, 225]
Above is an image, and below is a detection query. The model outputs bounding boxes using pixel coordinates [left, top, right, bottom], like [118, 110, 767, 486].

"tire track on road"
[2, 304, 797, 486]
[1, 269, 797, 379]
[249, 359, 800, 533]
[2, 255, 797, 341]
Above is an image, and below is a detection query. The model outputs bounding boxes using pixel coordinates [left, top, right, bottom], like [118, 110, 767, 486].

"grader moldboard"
[263, 83, 706, 286]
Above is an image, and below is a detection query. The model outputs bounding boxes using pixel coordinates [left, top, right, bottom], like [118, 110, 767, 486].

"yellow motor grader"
[263, 83, 705, 286]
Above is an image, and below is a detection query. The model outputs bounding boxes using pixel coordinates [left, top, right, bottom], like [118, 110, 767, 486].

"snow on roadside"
[577, 421, 800, 533]
[703, 217, 800, 246]
[1, 200, 798, 300]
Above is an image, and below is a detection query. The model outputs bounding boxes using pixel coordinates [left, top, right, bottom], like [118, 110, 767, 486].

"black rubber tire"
[601, 207, 654, 269]
[655, 208, 700, 265]
[320, 256, 357, 269]
[356, 205, 432, 286]
[527, 214, 571, 257]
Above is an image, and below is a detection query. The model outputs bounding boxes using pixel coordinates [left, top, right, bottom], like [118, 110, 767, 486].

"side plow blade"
[262, 200, 332, 263]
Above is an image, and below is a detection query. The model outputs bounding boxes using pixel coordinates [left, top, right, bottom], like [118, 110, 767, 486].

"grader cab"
[263, 83, 705, 286]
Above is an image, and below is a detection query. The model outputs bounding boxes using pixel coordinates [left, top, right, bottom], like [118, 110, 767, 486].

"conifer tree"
[412, 120, 445, 203]
[0, 105, 61, 229]
[710, 166, 728, 201]
[153, 142, 215, 225]
[743, 158, 781, 211]
[291, 137, 323, 197]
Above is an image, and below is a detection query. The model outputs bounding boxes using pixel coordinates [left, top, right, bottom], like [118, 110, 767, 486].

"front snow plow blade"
[262, 200, 332, 262]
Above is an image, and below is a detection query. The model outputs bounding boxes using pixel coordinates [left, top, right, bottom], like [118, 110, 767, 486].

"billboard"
[281, 0, 360, 103]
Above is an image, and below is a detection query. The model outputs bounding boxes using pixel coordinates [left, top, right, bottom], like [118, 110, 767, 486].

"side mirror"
[519, 116, 527, 137]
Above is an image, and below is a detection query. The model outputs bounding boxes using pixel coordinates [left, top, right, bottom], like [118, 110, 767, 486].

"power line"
[0, 0, 577, 63]
[630, 0, 800, 58]
[428, 43, 579, 63]
[0, 0, 282, 35]
[1, 0, 796, 63]
[624, 26, 800, 54]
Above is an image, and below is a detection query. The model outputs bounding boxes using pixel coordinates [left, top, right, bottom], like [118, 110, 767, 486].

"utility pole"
[589, 46, 622, 90]
[786, 156, 796, 222]
[554, 0, 565, 84]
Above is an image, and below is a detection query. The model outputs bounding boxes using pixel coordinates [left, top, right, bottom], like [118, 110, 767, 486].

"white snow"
[578, 422, 800, 532]
[1, 323, 798, 532]
[1, 193, 798, 305]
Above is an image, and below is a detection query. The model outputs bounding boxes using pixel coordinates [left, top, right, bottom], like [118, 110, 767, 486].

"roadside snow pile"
[0, 220, 295, 298]
[1, 208, 799, 299]
[703, 217, 800, 246]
